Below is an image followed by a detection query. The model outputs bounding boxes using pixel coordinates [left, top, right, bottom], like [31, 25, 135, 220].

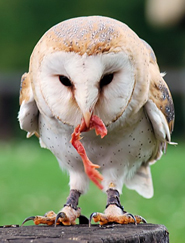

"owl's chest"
[82, 111, 156, 170]
[39, 110, 156, 171]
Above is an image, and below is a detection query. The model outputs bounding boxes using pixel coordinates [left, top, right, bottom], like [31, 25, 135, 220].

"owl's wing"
[145, 76, 174, 144]
[143, 40, 175, 148]
[126, 74, 175, 198]
[18, 73, 39, 138]
[125, 42, 175, 199]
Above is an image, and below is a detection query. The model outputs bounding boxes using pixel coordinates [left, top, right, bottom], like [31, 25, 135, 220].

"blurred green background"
[0, 0, 185, 242]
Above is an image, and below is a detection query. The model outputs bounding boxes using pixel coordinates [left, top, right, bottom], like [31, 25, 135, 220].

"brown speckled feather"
[19, 72, 31, 105]
[149, 77, 175, 134]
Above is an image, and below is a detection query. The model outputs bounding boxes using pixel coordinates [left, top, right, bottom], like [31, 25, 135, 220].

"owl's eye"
[100, 73, 114, 89]
[59, 75, 72, 87]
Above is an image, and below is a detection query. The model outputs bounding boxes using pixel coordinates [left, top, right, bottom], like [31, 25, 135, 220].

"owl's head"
[29, 16, 150, 127]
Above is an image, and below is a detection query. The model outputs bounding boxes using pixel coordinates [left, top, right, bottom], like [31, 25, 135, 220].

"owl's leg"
[21, 189, 88, 226]
[54, 189, 88, 225]
[90, 188, 146, 226]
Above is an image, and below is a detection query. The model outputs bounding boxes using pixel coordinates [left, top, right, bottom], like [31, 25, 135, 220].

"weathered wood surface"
[0, 224, 169, 243]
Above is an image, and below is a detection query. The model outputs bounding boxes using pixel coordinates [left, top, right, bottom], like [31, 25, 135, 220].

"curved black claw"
[136, 215, 147, 224]
[141, 217, 147, 223]
[21, 216, 35, 226]
[79, 215, 89, 225]
[54, 212, 66, 227]
[125, 213, 137, 225]
[89, 212, 97, 227]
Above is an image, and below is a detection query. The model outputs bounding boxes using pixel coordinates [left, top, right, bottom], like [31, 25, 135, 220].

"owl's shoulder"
[18, 73, 39, 137]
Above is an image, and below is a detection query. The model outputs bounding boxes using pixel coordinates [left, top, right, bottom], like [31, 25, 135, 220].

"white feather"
[145, 99, 171, 142]
[18, 100, 38, 133]
[125, 165, 153, 198]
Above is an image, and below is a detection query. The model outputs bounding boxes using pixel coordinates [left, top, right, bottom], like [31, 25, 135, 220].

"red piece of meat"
[70, 115, 107, 190]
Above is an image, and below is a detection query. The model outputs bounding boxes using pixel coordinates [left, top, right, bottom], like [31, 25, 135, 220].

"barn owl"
[19, 16, 175, 226]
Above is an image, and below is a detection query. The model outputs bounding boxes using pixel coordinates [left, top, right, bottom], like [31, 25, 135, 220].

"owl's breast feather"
[70, 115, 107, 189]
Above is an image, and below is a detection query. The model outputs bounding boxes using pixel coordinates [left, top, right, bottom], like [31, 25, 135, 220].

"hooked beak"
[83, 111, 92, 128]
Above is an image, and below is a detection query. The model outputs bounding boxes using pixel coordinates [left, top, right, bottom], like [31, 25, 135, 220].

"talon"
[135, 215, 147, 224]
[141, 217, 147, 223]
[89, 212, 97, 227]
[125, 213, 137, 225]
[54, 212, 66, 227]
[21, 216, 35, 226]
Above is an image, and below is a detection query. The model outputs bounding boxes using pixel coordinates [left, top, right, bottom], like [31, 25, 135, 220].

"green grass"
[0, 138, 184, 242]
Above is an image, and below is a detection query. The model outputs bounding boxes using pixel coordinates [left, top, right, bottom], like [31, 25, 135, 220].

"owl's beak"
[83, 111, 92, 128]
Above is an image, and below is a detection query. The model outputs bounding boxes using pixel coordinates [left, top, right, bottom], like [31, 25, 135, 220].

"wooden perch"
[0, 223, 169, 242]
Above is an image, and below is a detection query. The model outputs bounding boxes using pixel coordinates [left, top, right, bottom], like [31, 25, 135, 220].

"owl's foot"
[89, 188, 146, 226]
[21, 189, 89, 226]
[89, 205, 146, 226]
[21, 210, 59, 226]
[21, 207, 88, 226]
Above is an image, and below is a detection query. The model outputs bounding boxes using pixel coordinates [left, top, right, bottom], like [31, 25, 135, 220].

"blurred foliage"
[0, 0, 185, 72]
